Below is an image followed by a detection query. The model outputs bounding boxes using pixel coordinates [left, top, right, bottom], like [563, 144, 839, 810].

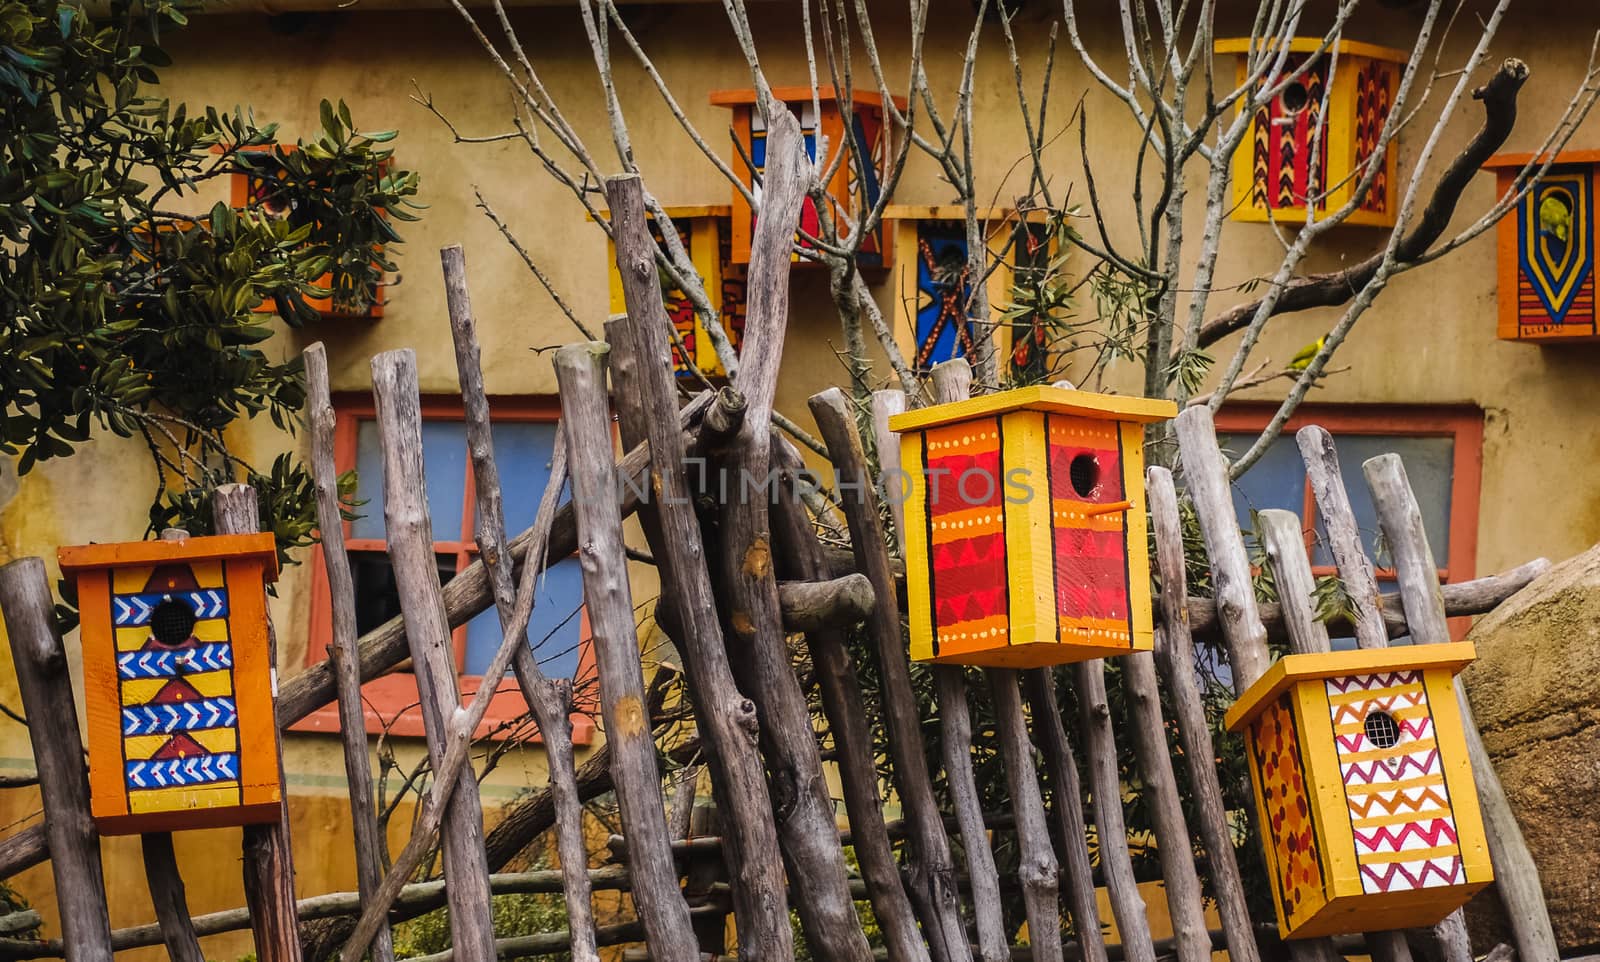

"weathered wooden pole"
[1145, 467, 1261, 962]
[553, 341, 699, 962]
[442, 245, 598, 962]
[367, 352, 497, 959]
[809, 385, 974, 962]
[211, 485, 304, 962]
[1362, 453, 1557, 962]
[602, 170, 794, 962]
[0, 558, 114, 962]
[303, 344, 395, 962]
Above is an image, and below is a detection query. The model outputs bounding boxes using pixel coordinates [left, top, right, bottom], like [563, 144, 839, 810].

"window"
[1214, 404, 1482, 644]
[297, 395, 595, 741]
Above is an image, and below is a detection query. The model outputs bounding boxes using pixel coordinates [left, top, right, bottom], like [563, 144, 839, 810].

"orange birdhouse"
[710, 86, 903, 269]
[1225, 644, 1493, 940]
[1481, 150, 1600, 343]
[1216, 38, 1407, 228]
[888, 386, 1175, 667]
[59, 534, 283, 835]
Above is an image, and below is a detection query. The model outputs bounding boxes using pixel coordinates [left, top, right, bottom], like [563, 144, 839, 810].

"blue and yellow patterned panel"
[1518, 166, 1594, 327]
[910, 219, 977, 374]
[110, 562, 243, 812]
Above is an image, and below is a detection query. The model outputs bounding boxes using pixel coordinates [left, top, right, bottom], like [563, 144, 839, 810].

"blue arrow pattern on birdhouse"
[112, 589, 228, 626]
[116, 643, 234, 679]
[125, 753, 240, 789]
[121, 697, 238, 736]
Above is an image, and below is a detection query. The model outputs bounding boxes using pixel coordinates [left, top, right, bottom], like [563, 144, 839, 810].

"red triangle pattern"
[931, 533, 1009, 629]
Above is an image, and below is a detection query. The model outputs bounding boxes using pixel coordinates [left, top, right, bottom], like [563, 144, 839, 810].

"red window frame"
[294, 393, 596, 743]
[1214, 403, 1482, 638]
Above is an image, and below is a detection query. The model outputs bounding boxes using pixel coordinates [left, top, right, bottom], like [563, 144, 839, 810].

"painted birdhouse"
[1224, 643, 1492, 940]
[885, 206, 1055, 377]
[230, 150, 386, 319]
[1216, 38, 1406, 227]
[710, 86, 903, 268]
[888, 386, 1175, 667]
[603, 205, 747, 378]
[59, 534, 283, 835]
[1482, 150, 1599, 342]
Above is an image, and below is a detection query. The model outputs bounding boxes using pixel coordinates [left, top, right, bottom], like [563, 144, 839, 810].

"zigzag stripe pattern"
[1328, 671, 1463, 894]
[116, 643, 234, 679]
[121, 697, 237, 736]
[1251, 104, 1270, 209]
[126, 753, 239, 789]
[112, 589, 228, 626]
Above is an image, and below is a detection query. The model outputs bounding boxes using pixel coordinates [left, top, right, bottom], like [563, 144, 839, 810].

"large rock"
[1461, 543, 1600, 952]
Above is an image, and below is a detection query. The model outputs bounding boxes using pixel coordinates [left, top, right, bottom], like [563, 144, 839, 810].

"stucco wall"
[0, 0, 1597, 957]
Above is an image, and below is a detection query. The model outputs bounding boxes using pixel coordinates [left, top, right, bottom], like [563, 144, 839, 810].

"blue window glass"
[350, 420, 470, 542]
[1218, 433, 1306, 548]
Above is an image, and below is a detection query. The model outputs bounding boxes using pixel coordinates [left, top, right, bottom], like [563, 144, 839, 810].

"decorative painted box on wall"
[603, 205, 747, 378]
[709, 86, 904, 268]
[885, 206, 1054, 376]
[59, 534, 283, 835]
[230, 151, 386, 319]
[1482, 150, 1599, 342]
[888, 386, 1176, 667]
[1215, 38, 1407, 227]
[1224, 643, 1492, 940]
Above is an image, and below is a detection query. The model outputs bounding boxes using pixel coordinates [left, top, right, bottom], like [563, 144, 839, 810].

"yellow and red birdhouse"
[1482, 150, 1600, 343]
[888, 386, 1175, 667]
[59, 534, 283, 835]
[710, 86, 903, 269]
[1225, 644, 1493, 939]
[602, 205, 747, 378]
[1216, 38, 1407, 227]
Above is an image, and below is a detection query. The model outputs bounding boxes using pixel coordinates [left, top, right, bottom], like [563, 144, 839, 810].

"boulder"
[1461, 543, 1600, 952]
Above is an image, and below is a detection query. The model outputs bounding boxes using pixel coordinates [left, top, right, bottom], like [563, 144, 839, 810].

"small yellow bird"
[1287, 336, 1325, 372]
[1539, 194, 1572, 245]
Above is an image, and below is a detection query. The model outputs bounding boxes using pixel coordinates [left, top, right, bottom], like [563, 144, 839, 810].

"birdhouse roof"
[1224, 642, 1476, 732]
[59, 533, 280, 580]
[1481, 149, 1600, 170]
[709, 86, 910, 112]
[888, 385, 1177, 434]
[1212, 37, 1410, 64]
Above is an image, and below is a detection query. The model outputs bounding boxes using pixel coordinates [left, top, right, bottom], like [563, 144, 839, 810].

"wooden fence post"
[1145, 467, 1261, 962]
[367, 353, 497, 960]
[0, 557, 114, 962]
[553, 341, 699, 962]
[1363, 453, 1558, 962]
[303, 344, 395, 962]
[211, 485, 305, 962]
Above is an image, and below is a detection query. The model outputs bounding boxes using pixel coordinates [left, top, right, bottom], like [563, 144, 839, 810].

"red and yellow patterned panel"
[1326, 670, 1466, 893]
[1046, 415, 1132, 647]
[920, 417, 1008, 660]
[1247, 55, 1328, 214]
[1249, 693, 1327, 932]
[1354, 62, 1392, 213]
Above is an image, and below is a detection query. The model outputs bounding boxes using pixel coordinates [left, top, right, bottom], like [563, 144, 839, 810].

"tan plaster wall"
[1, 0, 1598, 956]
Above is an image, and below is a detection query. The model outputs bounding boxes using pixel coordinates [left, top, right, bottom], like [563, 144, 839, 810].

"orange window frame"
[294, 393, 596, 743]
[1214, 404, 1482, 638]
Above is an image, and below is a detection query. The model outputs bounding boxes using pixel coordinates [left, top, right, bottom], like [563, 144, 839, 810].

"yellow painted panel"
[1119, 420, 1154, 650]
[1327, 63, 1357, 211]
[1291, 680, 1362, 905]
[1356, 844, 1461, 866]
[112, 565, 155, 594]
[124, 728, 239, 760]
[116, 618, 227, 652]
[900, 432, 936, 662]
[888, 385, 1177, 434]
[121, 668, 235, 705]
[1422, 668, 1494, 885]
[129, 783, 241, 814]
[1001, 410, 1054, 650]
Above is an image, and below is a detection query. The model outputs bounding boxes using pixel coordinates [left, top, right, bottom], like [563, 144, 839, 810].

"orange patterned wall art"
[1226, 644, 1493, 939]
[59, 534, 283, 835]
[890, 386, 1175, 667]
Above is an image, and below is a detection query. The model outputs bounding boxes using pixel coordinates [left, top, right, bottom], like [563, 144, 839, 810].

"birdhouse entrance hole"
[1363, 708, 1401, 749]
[1281, 80, 1310, 114]
[1069, 453, 1100, 498]
[149, 598, 197, 647]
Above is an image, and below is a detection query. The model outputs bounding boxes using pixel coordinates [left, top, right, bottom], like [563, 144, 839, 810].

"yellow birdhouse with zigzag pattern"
[60, 534, 283, 835]
[1225, 644, 1493, 940]
[889, 386, 1175, 668]
[1216, 38, 1407, 228]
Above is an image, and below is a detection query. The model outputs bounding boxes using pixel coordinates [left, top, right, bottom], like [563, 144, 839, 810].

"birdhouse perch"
[1225, 643, 1492, 939]
[60, 534, 283, 835]
[889, 385, 1176, 667]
